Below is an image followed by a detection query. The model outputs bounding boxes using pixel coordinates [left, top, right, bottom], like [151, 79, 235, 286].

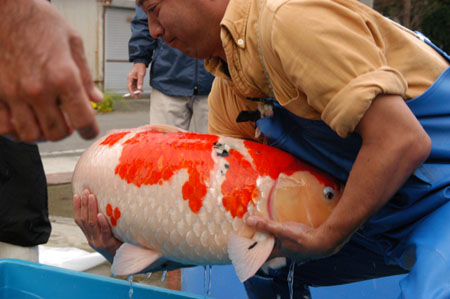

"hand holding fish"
[73, 189, 122, 263]
[74, 189, 195, 273]
[246, 216, 339, 263]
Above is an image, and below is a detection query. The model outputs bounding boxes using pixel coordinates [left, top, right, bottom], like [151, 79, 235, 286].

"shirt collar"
[205, 0, 252, 76]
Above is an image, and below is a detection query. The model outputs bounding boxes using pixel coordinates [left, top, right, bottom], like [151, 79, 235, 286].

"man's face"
[140, 0, 224, 59]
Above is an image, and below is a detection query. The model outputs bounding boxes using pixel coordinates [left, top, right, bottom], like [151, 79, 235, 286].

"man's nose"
[148, 16, 163, 38]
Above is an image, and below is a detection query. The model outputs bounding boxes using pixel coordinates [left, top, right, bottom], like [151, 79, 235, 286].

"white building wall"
[51, 0, 104, 86]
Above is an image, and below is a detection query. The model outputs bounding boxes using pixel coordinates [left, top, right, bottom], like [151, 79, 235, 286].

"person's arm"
[247, 94, 431, 261]
[0, 0, 102, 142]
[127, 5, 157, 97]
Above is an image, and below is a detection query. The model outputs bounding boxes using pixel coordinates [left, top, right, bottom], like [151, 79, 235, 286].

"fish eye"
[323, 187, 335, 200]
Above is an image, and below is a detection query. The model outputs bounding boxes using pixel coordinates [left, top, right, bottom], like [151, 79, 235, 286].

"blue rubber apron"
[254, 38, 450, 297]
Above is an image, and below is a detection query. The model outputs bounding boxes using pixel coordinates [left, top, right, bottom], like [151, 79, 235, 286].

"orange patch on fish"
[100, 129, 339, 219]
[245, 140, 339, 189]
[221, 149, 259, 218]
[100, 131, 130, 147]
[114, 131, 218, 213]
[105, 203, 121, 227]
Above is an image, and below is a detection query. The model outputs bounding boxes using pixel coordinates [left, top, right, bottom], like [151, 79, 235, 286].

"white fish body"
[72, 125, 342, 281]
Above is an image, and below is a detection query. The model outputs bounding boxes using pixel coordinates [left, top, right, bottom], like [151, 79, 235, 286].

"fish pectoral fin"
[111, 243, 162, 276]
[228, 232, 275, 282]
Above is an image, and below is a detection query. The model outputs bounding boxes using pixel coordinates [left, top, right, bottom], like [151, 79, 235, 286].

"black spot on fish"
[217, 149, 229, 157]
[225, 164, 230, 169]
[248, 241, 258, 250]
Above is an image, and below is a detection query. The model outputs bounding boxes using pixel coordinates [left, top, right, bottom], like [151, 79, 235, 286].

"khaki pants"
[149, 88, 209, 133]
[0, 241, 39, 262]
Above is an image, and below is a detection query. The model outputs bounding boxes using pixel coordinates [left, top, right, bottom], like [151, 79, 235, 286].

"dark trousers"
[0, 136, 51, 246]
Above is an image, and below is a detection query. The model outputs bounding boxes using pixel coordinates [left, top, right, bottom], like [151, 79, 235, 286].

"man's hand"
[245, 95, 431, 264]
[0, 0, 102, 142]
[246, 216, 339, 263]
[73, 189, 122, 263]
[126, 63, 147, 99]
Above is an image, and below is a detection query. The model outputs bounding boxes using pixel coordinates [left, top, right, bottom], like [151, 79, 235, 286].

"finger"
[0, 101, 14, 135]
[127, 71, 138, 94]
[80, 190, 90, 226]
[9, 103, 41, 142]
[73, 194, 82, 223]
[69, 32, 103, 104]
[33, 99, 71, 141]
[62, 109, 75, 136]
[88, 194, 100, 226]
[137, 71, 144, 92]
[57, 66, 100, 140]
[246, 216, 286, 236]
[97, 213, 113, 238]
[87, 194, 102, 243]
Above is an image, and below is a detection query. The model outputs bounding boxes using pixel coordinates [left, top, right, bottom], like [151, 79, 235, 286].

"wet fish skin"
[72, 125, 342, 281]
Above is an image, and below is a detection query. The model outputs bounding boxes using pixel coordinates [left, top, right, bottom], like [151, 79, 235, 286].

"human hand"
[246, 216, 341, 263]
[73, 189, 122, 263]
[126, 63, 147, 99]
[0, 0, 102, 142]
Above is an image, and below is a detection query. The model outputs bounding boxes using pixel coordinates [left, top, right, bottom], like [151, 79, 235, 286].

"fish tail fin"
[111, 243, 162, 276]
[228, 232, 274, 282]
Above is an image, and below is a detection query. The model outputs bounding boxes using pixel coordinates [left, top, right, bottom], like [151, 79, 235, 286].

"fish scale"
[72, 125, 342, 281]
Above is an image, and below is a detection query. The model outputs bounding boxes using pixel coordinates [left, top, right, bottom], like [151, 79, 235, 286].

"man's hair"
[136, 0, 145, 5]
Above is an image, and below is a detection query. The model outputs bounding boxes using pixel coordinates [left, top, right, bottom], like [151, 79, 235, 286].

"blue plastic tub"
[1, 259, 407, 298]
[182, 265, 407, 298]
[0, 259, 205, 299]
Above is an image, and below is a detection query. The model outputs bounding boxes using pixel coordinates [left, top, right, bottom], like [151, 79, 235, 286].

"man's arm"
[127, 5, 157, 96]
[0, 0, 102, 142]
[247, 94, 431, 261]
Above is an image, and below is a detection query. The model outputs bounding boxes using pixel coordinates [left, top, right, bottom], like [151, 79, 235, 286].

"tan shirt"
[206, 0, 448, 139]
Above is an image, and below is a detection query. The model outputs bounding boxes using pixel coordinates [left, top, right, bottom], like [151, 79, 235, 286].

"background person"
[127, 5, 214, 133]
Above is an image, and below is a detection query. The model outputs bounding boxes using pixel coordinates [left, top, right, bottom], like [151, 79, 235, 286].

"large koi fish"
[72, 125, 342, 282]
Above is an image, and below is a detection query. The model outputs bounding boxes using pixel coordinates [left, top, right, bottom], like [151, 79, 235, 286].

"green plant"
[90, 91, 125, 113]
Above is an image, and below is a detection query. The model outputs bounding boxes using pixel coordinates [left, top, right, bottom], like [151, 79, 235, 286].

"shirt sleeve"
[263, 0, 408, 137]
[128, 5, 156, 66]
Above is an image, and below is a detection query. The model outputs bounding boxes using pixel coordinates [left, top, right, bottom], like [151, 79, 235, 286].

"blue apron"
[252, 38, 450, 297]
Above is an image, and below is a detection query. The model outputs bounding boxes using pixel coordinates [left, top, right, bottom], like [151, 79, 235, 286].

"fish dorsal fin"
[111, 243, 162, 276]
[143, 124, 187, 133]
[228, 232, 275, 282]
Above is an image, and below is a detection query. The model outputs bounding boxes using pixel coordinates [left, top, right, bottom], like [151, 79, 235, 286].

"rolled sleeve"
[322, 66, 407, 137]
[263, 1, 409, 137]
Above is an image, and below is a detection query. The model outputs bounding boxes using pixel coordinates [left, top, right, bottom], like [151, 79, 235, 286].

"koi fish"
[72, 125, 342, 282]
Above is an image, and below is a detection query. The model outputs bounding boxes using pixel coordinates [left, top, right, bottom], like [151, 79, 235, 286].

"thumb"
[137, 71, 145, 91]
[247, 216, 283, 235]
